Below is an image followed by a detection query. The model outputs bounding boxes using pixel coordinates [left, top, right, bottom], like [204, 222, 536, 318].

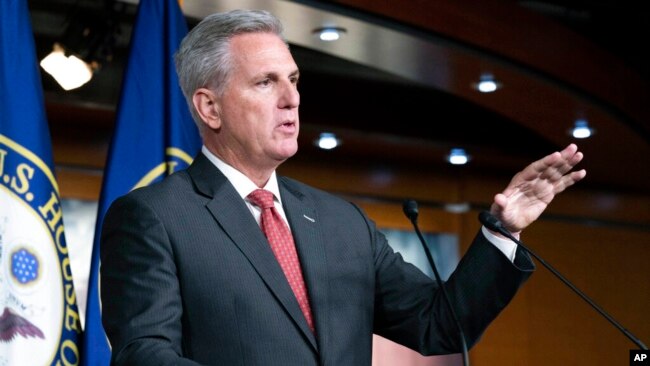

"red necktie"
[247, 189, 314, 332]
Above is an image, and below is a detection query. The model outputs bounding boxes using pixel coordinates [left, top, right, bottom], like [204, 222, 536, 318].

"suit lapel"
[188, 155, 318, 350]
[280, 179, 330, 359]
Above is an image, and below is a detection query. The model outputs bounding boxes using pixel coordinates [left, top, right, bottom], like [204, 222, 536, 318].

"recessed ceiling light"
[473, 74, 501, 93]
[570, 119, 595, 139]
[314, 132, 341, 150]
[313, 27, 346, 42]
[447, 148, 470, 165]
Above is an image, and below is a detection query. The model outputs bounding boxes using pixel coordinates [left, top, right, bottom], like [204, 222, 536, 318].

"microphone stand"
[403, 200, 470, 366]
[479, 211, 648, 350]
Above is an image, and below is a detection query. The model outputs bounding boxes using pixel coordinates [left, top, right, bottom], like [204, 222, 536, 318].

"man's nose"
[278, 81, 300, 109]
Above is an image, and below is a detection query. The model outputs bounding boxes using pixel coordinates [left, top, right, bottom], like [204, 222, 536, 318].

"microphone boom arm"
[479, 211, 648, 350]
[403, 200, 470, 366]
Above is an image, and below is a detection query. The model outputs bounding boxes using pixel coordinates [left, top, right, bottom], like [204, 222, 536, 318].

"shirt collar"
[201, 146, 282, 203]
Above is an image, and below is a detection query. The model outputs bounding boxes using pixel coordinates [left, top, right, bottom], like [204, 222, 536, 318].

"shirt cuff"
[482, 226, 518, 262]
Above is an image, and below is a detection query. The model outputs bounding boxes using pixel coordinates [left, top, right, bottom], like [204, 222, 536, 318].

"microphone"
[403, 200, 470, 366]
[479, 211, 648, 350]
[403, 199, 419, 223]
[477, 211, 503, 232]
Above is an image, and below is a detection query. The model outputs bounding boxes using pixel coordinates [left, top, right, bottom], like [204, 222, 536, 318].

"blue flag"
[0, 1, 82, 365]
[81, 0, 201, 364]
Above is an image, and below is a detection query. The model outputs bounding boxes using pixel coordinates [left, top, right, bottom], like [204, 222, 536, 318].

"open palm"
[490, 144, 586, 234]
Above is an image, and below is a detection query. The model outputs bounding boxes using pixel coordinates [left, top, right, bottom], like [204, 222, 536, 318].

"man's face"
[215, 32, 300, 171]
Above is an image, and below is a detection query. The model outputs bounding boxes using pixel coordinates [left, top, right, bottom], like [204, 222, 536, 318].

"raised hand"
[490, 144, 586, 236]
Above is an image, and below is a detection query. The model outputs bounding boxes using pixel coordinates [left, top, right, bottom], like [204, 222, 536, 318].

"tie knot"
[247, 189, 275, 209]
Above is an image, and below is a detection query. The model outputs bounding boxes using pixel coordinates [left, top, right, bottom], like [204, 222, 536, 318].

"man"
[100, 9, 586, 366]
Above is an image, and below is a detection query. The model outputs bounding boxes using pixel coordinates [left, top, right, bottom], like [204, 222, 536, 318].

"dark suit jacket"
[100, 153, 534, 366]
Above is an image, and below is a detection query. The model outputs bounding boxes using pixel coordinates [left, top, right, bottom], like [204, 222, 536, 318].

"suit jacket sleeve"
[364, 204, 534, 354]
[100, 193, 204, 366]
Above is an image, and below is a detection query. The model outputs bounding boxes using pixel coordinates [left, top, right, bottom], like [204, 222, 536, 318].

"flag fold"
[81, 0, 200, 364]
[1, 1, 82, 365]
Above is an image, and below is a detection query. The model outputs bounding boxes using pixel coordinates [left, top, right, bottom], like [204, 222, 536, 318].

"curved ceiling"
[29, 0, 650, 194]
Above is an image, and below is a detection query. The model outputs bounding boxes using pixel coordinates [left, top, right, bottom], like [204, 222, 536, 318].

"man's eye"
[258, 79, 271, 86]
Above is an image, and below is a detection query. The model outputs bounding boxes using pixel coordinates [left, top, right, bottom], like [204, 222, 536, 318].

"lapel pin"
[303, 214, 315, 222]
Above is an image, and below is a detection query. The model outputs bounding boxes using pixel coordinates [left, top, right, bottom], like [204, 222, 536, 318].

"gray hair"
[174, 9, 286, 128]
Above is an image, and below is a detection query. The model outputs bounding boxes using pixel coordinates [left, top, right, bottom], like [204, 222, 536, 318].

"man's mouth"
[278, 121, 296, 129]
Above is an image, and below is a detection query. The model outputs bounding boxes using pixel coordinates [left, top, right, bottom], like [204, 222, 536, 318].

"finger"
[516, 155, 554, 183]
[536, 151, 565, 180]
[554, 169, 587, 193]
[541, 145, 583, 180]
[567, 151, 584, 167]
[492, 193, 508, 213]
[533, 146, 570, 175]
[557, 144, 580, 166]
[528, 144, 579, 173]
[504, 144, 583, 195]
[559, 143, 578, 159]
[556, 147, 584, 175]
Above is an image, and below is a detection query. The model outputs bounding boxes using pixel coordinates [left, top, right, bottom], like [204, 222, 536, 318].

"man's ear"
[193, 88, 221, 130]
